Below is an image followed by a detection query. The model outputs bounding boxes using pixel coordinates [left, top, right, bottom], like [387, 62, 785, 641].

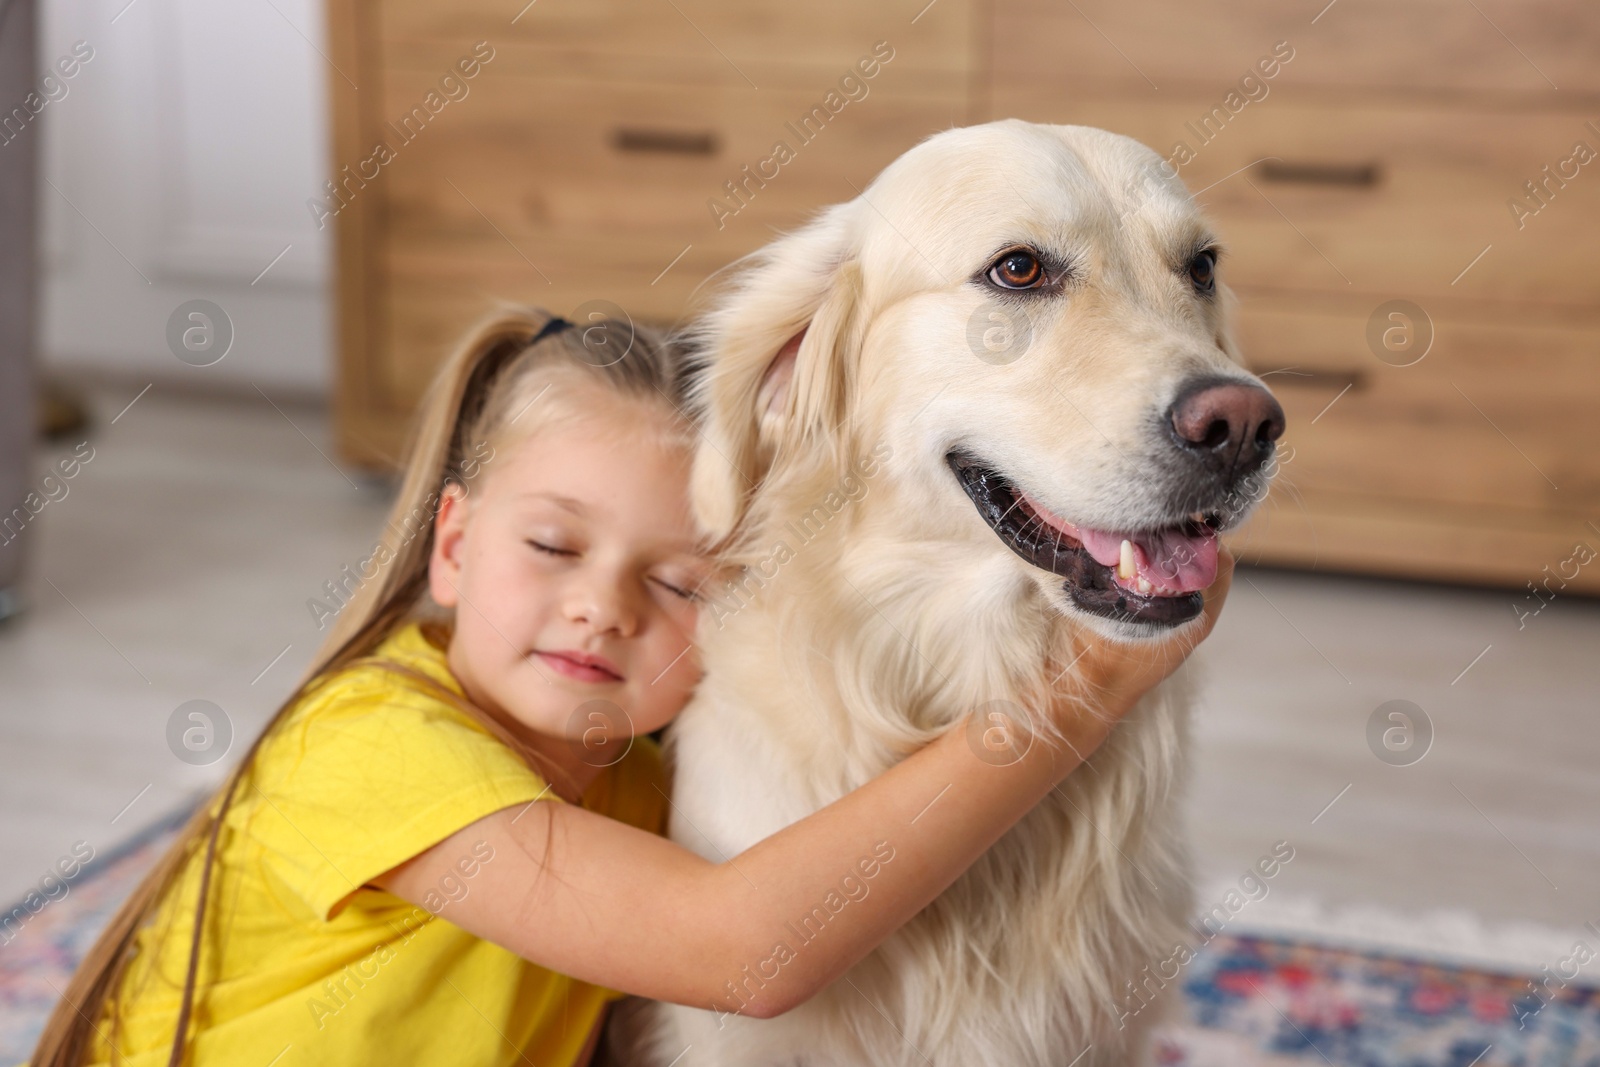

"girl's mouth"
[535, 650, 623, 683]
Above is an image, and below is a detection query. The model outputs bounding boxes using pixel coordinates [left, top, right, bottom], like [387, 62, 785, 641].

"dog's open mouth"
[947, 451, 1222, 627]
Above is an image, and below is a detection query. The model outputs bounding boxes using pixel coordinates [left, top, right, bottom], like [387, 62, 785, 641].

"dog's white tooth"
[1135, 576, 1153, 595]
[1118, 538, 1136, 580]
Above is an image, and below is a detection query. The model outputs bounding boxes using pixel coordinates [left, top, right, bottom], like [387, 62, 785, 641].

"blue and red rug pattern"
[1153, 933, 1600, 1066]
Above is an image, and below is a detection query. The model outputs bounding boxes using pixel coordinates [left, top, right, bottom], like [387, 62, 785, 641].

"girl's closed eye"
[525, 528, 703, 609]
[654, 556, 715, 604]
[652, 574, 700, 602]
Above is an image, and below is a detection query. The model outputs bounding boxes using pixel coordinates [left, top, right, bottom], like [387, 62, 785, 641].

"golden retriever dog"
[633, 119, 1284, 1066]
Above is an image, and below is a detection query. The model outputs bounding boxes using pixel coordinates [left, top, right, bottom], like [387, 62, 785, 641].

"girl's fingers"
[1045, 544, 1238, 744]
[1156, 543, 1236, 665]
[1089, 544, 1237, 695]
[1191, 543, 1237, 642]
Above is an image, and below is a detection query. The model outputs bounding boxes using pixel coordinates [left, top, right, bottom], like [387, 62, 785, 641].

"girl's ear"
[689, 202, 864, 545]
[427, 483, 472, 608]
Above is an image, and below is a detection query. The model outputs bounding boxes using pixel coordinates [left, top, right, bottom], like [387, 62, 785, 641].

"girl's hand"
[1046, 545, 1236, 756]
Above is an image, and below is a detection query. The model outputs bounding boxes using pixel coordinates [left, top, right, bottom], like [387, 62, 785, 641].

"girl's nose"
[564, 574, 638, 637]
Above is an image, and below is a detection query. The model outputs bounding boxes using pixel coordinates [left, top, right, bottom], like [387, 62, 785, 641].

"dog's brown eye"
[1189, 249, 1217, 292]
[988, 250, 1045, 290]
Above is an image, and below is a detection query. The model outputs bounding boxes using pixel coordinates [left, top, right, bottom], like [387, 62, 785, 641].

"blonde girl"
[33, 308, 1231, 1067]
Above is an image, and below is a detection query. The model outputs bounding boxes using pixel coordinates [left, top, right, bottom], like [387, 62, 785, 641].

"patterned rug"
[1151, 935, 1600, 1066]
[0, 800, 195, 1064]
[2, 807, 1597, 1066]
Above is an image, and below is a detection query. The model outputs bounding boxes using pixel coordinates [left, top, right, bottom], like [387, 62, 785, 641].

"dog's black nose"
[1167, 377, 1286, 479]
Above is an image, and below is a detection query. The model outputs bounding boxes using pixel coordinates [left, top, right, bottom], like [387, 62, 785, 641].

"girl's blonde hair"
[32, 307, 694, 1067]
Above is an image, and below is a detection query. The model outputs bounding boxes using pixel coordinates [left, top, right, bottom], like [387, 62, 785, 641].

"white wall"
[37, 0, 331, 396]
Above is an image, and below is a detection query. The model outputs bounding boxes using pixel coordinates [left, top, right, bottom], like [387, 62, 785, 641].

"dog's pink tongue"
[1017, 489, 1220, 594]
[1070, 526, 1220, 595]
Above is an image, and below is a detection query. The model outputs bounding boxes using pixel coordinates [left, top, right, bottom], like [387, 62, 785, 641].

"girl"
[34, 308, 1232, 1067]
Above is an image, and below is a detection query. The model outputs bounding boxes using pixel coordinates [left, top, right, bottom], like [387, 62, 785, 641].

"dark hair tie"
[530, 316, 574, 344]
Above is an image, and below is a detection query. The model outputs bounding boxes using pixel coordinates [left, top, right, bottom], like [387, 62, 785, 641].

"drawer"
[372, 71, 966, 240]
[362, 70, 966, 407]
[992, 0, 1600, 99]
[1234, 298, 1600, 516]
[993, 97, 1600, 309]
[379, 0, 973, 89]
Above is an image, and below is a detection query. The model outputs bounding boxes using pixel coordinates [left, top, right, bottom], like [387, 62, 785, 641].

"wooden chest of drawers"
[329, 0, 1600, 593]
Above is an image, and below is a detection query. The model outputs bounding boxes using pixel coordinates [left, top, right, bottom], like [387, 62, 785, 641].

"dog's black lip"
[945, 450, 1204, 628]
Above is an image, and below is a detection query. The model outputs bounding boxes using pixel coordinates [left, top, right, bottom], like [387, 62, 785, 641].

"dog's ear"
[689, 203, 863, 545]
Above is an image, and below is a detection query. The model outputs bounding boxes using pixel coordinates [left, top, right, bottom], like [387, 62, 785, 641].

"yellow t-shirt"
[87, 620, 666, 1067]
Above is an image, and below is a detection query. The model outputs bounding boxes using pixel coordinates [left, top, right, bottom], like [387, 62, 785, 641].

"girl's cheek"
[672, 595, 704, 631]
[675, 644, 705, 688]
[647, 629, 700, 689]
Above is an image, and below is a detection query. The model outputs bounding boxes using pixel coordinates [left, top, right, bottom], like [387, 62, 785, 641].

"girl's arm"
[374, 552, 1233, 1018]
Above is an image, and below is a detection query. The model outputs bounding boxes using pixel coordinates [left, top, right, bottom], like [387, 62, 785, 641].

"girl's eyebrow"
[515, 490, 589, 516]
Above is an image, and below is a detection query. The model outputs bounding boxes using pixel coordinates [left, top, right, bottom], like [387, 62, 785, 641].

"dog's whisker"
[995, 492, 1028, 527]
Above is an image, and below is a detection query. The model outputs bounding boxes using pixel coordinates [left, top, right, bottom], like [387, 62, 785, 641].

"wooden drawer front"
[1235, 300, 1600, 517]
[993, 97, 1600, 309]
[378, 72, 965, 240]
[992, 0, 1600, 98]
[367, 74, 965, 405]
[380, 0, 971, 87]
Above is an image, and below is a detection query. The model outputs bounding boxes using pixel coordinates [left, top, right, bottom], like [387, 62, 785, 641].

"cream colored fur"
[635, 120, 1269, 1067]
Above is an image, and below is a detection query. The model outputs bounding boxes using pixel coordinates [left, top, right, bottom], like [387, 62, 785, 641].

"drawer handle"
[1259, 160, 1380, 187]
[611, 127, 719, 156]
[1255, 368, 1370, 390]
